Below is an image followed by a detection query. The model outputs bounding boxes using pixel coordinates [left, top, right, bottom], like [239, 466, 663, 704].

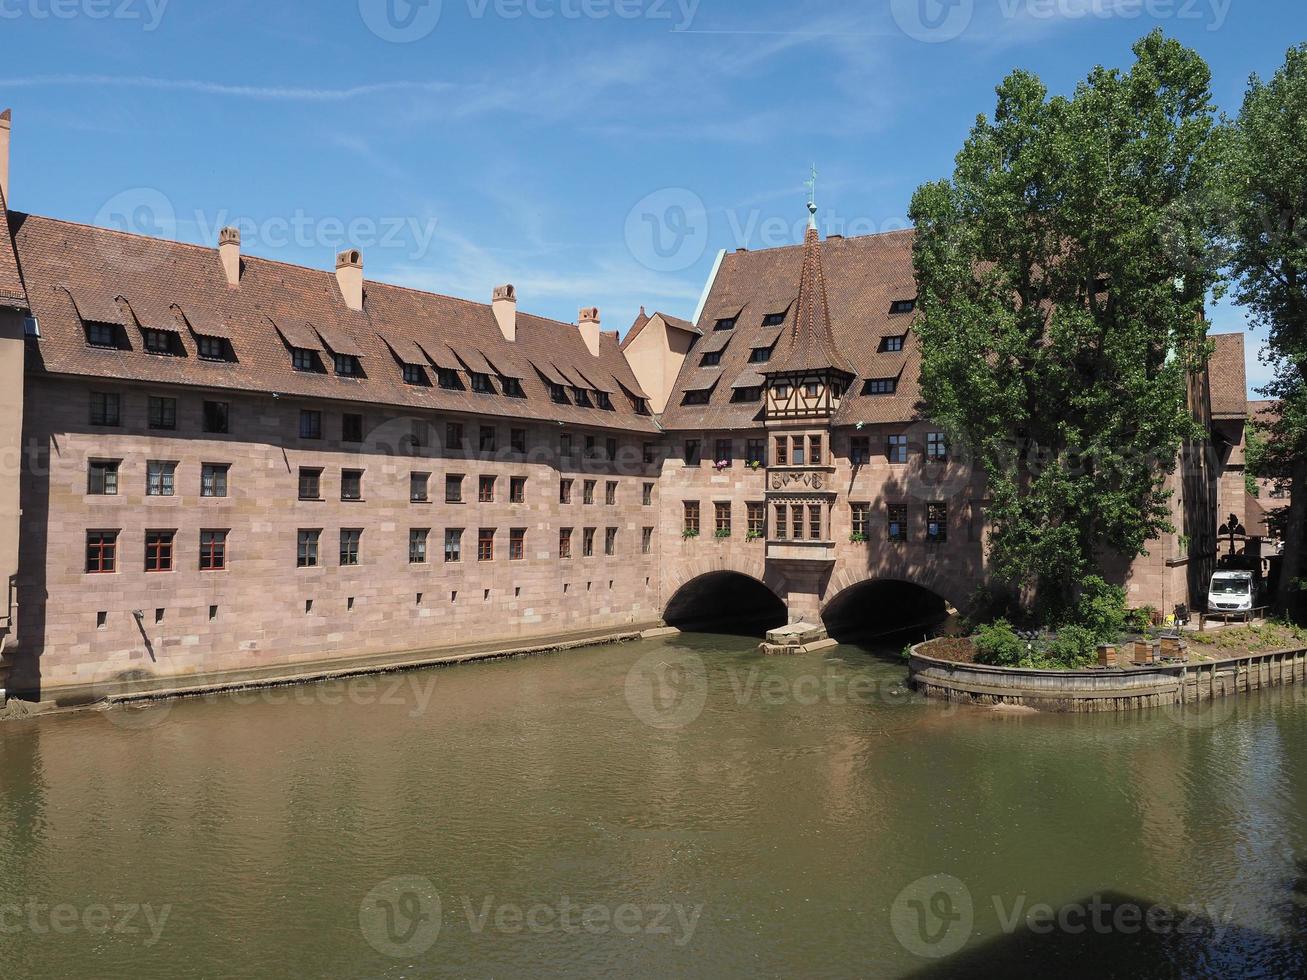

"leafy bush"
[1071, 576, 1128, 643]
[973, 619, 1028, 667]
[1043, 625, 1099, 668]
[1124, 605, 1158, 634]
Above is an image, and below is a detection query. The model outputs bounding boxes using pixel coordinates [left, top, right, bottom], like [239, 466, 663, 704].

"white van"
[1208, 570, 1260, 614]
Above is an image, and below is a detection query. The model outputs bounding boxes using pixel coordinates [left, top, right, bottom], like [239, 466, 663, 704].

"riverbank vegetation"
[911, 31, 1307, 636]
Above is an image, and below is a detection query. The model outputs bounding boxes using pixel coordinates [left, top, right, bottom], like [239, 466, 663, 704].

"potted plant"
[682, 528, 700, 540]
[747, 459, 763, 471]
[849, 532, 868, 544]
[713, 459, 731, 472]
[746, 529, 764, 542]
[715, 527, 731, 540]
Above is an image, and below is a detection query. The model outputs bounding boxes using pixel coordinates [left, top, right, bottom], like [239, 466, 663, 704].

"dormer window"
[502, 377, 525, 398]
[713, 316, 737, 331]
[470, 372, 493, 393]
[863, 378, 898, 395]
[749, 346, 772, 364]
[197, 336, 230, 361]
[438, 368, 460, 390]
[889, 299, 916, 315]
[596, 391, 613, 411]
[701, 351, 722, 367]
[23, 316, 39, 337]
[731, 386, 761, 403]
[86, 322, 119, 348]
[631, 397, 650, 416]
[292, 348, 320, 372]
[880, 335, 905, 353]
[403, 364, 426, 386]
[572, 388, 592, 408]
[142, 329, 180, 356]
[683, 389, 711, 406]
[762, 312, 786, 328]
[334, 353, 362, 377]
[550, 383, 568, 404]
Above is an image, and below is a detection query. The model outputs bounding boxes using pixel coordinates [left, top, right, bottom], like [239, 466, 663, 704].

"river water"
[2, 632, 1306, 978]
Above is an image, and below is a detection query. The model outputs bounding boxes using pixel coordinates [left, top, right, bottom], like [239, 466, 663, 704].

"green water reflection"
[2, 632, 1306, 978]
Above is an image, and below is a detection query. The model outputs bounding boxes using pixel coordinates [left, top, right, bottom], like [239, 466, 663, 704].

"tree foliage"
[909, 31, 1223, 624]
[1224, 44, 1307, 616]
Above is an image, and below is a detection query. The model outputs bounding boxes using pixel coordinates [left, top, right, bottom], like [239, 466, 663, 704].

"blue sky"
[1, 0, 1302, 394]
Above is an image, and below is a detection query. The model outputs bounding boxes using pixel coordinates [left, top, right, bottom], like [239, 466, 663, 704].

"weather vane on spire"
[804, 164, 818, 229]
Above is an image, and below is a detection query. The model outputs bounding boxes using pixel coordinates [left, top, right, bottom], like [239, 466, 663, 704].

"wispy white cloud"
[0, 74, 456, 102]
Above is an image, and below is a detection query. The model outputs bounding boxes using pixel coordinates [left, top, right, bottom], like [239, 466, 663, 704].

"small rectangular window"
[888, 504, 908, 543]
[146, 460, 176, 497]
[791, 505, 805, 541]
[88, 460, 120, 496]
[747, 502, 767, 538]
[410, 472, 430, 503]
[642, 527, 653, 554]
[715, 502, 731, 536]
[511, 428, 527, 454]
[682, 389, 711, 406]
[444, 529, 463, 563]
[339, 528, 362, 566]
[478, 528, 495, 562]
[203, 401, 229, 434]
[583, 480, 596, 505]
[851, 503, 869, 538]
[510, 477, 526, 504]
[510, 528, 526, 561]
[86, 530, 119, 573]
[148, 396, 176, 431]
[342, 413, 364, 443]
[299, 410, 322, 440]
[774, 437, 788, 466]
[145, 530, 175, 572]
[409, 529, 429, 564]
[559, 527, 573, 559]
[200, 529, 228, 570]
[605, 481, 617, 506]
[550, 383, 568, 404]
[297, 529, 320, 568]
[298, 468, 322, 501]
[774, 505, 787, 540]
[863, 378, 898, 396]
[446, 422, 464, 451]
[926, 503, 948, 543]
[684, 440, 701, 466]
[643, 482, 654, 506]
[926, 432, 948, 461]
[604, 527, 617, 556]
[715, 439, 733, 467]
[809, 504, 822, 541]
[887, 434, 909, 464]
[445, 474, 464, 503]
[197, 336, 228, 361]
[560, 479, 573, 505]
[341, 469, 363, 501]
[606, 438, 618, 462]
[850, 436, 871, 465]
[479, 426, 497, 453]
[90, 392, 121, 427]
[479, 475, 496, 503]
[583, 528, 596, 557]
[200, 463, 229, 498]
[683, 501, 700, 535]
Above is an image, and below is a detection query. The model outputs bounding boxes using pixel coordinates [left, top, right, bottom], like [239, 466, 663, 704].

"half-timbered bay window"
[926, 503, 948, 543]
[790, 505, 805, 540]
[888, 504, 908, 542]
[774, 436, 788, 466]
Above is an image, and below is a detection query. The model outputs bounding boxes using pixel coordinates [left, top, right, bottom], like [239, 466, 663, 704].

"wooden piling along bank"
[908, 644, 1307, 713]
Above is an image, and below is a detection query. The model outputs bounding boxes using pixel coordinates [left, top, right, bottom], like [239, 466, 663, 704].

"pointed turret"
[766, 207, 853, 377]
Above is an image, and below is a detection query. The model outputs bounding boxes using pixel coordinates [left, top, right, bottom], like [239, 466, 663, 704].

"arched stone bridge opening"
[663, 571, 788, 635]
[821, 579, 951, 645]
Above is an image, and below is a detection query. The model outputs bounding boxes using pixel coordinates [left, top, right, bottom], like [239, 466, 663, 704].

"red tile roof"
[0, 184, 28, 310]
[1208, 332, 1248, 418]
[11, 212, 658, 432]
[662, 229, 923, 430]
[766, 226, 854, 376]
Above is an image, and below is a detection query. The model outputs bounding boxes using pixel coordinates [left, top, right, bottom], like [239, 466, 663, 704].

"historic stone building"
[0, 114, 1249, 703]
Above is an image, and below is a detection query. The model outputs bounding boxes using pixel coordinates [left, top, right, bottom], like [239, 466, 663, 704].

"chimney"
[335, 248, 364, 312]
[0, 109, 12, 204]
[492, 284, 517, 342]
[218, 226, 241, 287]
[578, 306, 601, 357]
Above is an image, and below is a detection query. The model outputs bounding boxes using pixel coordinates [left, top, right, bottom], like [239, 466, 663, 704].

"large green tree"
[1225, 44, 1307, 619]
[908, 31, 1224, 623]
